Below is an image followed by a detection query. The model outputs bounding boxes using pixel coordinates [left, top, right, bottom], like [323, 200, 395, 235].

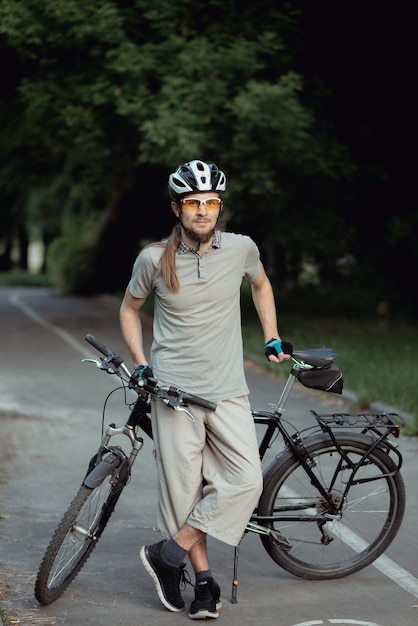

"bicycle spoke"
[258, 436, 405, 579]
[35, 477, 123, 604]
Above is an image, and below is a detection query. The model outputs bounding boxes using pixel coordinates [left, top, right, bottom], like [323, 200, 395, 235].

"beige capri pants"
[151, 395, 263, 547]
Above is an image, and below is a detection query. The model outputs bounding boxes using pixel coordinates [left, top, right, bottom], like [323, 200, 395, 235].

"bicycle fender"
[263, 431, 375, 482]
[83, 453, 124, 489]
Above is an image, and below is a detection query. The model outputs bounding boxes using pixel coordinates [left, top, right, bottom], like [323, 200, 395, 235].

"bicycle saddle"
[292, 348, 337, 368]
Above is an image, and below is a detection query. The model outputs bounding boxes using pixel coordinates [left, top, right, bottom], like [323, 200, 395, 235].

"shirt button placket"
[197, 256, 206, 280]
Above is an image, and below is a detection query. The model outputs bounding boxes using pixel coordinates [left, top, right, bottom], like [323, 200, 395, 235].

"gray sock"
[196, 570, 213, 585]
[161, 538, 188, 567]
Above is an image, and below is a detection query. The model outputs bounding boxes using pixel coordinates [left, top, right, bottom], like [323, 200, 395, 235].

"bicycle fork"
[84, 423, 144, 489]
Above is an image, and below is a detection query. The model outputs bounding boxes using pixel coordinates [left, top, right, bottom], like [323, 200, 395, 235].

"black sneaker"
[188, 578, 222, 620]
[140, 541, 186, 612]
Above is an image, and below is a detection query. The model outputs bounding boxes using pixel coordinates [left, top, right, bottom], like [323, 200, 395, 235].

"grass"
[242, 312, 418, 434]
[0, 270, 52, 287]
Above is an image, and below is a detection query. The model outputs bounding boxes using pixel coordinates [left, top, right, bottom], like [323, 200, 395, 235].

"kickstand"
[230, 542, 241, 604]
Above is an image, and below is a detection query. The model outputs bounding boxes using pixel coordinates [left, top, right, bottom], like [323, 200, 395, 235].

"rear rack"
[310, 410, 405, 438]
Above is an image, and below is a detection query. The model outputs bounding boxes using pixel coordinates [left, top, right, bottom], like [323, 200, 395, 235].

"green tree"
[0, 0, 352, 295]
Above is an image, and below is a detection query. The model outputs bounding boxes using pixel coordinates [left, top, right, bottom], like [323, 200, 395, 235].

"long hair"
[151, 224, 182, 293]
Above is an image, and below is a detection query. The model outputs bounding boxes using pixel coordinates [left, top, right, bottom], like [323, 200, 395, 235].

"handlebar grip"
[183, 394, 217, 412]
[85, 333, 114, 357]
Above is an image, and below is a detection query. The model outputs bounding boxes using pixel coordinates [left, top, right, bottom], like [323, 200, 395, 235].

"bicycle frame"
[87, 355, 403, 523]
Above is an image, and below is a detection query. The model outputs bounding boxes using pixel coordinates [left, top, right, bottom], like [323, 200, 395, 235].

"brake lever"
[162, 398, 196, 422]
[82, 358, 103, 369]
[82, 357, 120, 375]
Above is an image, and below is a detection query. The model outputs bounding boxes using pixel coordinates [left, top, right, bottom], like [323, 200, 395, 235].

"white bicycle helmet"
[169, 160, 226, 200]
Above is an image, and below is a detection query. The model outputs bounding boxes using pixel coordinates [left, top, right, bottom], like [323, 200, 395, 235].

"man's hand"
[264, 339, 293, 363]
[134, 364, 154, 379]
[129, 364, 155, 391]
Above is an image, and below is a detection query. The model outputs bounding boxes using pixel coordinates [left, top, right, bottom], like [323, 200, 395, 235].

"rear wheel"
[258, 435, 405, 579]
[35, 476, 125, 604]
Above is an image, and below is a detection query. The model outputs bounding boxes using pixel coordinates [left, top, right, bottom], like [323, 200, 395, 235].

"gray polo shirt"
[128, 231, 261, 402]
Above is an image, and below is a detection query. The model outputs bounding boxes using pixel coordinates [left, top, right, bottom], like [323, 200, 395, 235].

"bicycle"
[34, 333, 406, 606]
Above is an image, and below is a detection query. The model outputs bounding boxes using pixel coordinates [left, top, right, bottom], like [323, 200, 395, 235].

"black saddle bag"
[296, 365, 343, 394]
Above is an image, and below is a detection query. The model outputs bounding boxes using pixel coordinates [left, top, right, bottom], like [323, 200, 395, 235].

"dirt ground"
[0, 412, 58, 626]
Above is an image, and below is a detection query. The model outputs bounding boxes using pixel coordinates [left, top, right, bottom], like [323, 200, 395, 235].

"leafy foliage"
[1, 0, 413, 315]
[46, 212, 105, 294]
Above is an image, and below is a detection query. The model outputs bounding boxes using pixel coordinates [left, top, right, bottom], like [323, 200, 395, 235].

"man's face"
[172, 192, 222, 245]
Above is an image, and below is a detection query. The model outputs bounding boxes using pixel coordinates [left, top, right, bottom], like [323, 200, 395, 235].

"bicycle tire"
[258, 432, 405, 580]
[35, 475, 126, 605]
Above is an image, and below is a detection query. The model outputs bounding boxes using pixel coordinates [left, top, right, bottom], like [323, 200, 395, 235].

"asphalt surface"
[0, 287, 417, 626]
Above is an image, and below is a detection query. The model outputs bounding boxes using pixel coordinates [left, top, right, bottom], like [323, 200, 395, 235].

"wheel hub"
[316, 491, 344, 514]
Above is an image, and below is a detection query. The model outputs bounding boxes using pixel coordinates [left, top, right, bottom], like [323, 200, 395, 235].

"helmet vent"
[172, 176, 187, 189]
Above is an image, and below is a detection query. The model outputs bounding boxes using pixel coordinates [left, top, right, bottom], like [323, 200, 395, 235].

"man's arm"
[250, 262, 290, 363]
[119, 287, 149, 367]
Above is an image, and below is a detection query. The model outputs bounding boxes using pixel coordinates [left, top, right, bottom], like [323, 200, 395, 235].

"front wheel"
[258, 434, 405, 580]
[35, 474, 126, 605]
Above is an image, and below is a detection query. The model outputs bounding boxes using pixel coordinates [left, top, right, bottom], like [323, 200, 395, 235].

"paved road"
[0, 287, 417, 626]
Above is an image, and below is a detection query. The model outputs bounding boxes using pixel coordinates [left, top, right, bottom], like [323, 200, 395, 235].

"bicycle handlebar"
[84, 334, 217, 412]
[85, 333, 115, 358]
[169, 386, 217, 412]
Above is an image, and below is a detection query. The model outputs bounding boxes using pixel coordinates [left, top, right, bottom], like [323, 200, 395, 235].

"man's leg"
[186, 534, 209, 572]
[175, 530, 220, 620]
[187, 396, 263, 545]
[140, 401, 208, 613]
[142, 398, 259, 616]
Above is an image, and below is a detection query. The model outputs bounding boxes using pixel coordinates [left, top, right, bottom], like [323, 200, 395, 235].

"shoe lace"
[179, 564, 193, 592]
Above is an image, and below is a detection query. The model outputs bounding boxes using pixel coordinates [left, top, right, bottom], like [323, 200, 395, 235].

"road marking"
[9, 292, 123, 392]
[280, 479, 418, 601]
[292, 621, 383, 626]
[10, 292, 94, 358]
[329, 621, 382, 625]
[331, 522, 418, 599]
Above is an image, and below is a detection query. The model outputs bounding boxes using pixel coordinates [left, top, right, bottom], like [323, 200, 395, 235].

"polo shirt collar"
[177, 230, 222, 255]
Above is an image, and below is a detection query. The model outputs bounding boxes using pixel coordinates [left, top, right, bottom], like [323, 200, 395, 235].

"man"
[119, 159, 290, 619]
